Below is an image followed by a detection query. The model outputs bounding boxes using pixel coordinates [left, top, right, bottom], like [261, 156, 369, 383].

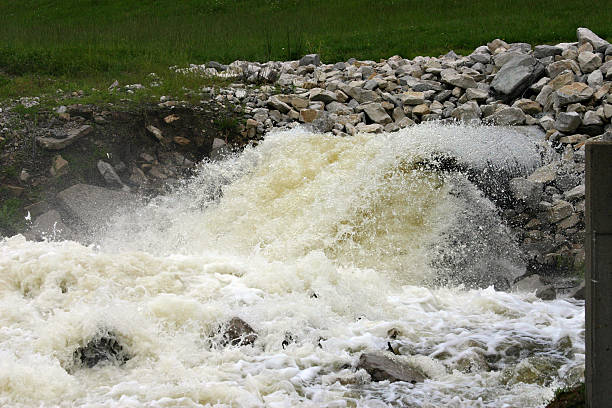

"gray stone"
[36, 125, 93, 150]
[309, 88, 337, 104]
[325, 101, 352, 115]
[357, 352, 427, 383]
[491, 54, 544, 100]
[28, 210, 72, 241]
[547, 200, 573, 223]
[555, 82, 594, 107]
[97, 161, 127, 190]
[547, 60, 581, 79]
[587, 70, 604, 87]
[487, 107, 526, 125]
[400, 91, 425, 106]
[554, 112, 582, 133]
[577, 27, 610, 52]
[440, 69, 477, 89]
[528, 164, 557, 184]
[509, 178, 543, 207]
[299, 54, 321, 67]
[536, 286, 557, 300]
[221, 317, 257, 346]
[267, 96, 291, 113]
[513, 274, 548, 292]
[583, 110, 604, 126]
[57, 184, 138, 233]
[465, 88, 489, 102]
[578, 51, 602, 73]
[451, 101, 481, 122]
[146, 125, 163, 141]
[363, 103, 392, 125]
[534, 45, 563, 59]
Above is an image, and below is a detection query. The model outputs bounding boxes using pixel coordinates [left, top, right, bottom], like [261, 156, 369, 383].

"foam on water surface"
[0, 124, 583, 407]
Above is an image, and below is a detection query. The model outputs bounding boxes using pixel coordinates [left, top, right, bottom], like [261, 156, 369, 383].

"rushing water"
[0, 124, 584, 407]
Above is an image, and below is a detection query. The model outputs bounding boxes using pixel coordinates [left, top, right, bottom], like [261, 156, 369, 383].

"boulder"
[440, 69, 477, 89]
[357, 352, 427, 383]
[27, 210, 72, 241]
[73, 330, 130, 368]
[547, 60, 581, 79]
[221, 317, 257, 346]
[490, 54, 544, 100]
[509, 178, 543, 207]
[363, 103, 392, 125]
[451, 101, 481, 122]
[309, 88, 337, 104]
[36, 125, 93, 150]
[299, 54, 321, 66]
[577, 27, 610, 52]
[554, 112, 582, 133]
[547, 200, 573, 223]
[577, 51, 602, 73]
[533, 45, 563, 59]
[555, 82, 594, 107]
[487, 107, 526, 125]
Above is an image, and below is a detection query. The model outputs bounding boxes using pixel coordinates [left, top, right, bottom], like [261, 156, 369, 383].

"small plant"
[0, 197, 25, 237]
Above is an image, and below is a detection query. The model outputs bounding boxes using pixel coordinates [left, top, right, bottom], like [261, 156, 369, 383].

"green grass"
[0, 0, 610, 103]
[0, 197, 25, 237]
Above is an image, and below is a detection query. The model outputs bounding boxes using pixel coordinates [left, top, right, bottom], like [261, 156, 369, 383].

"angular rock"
[547, 200, 573, 223]
[577, 51, 602, 73]
[221, 317, 257, 346]
[299, 54, 321, 66]
[57, 184, 137, 233]
[146, 125, 163, 141]
[487, 107, 525, 125]
[491, 54, 544, 100]
[28, 210, 72, 241]
[440, 69, 477, 89]
[547, 60, 581, 79]
[357, 352, 427, 383]
[555, 82, 594, 107]
[400, 91, 425, 106]
[466, 88, 489, 102]
[267, 96, 291, 113]
[509, 178, 543, 207]
[299, 109, 318, 123]
[554, 112, 582, 133]
[309, 88, 337, 104]
[536, 286, 557, 301]
[451, 101, 481, 122]
[363, 103, 392, 125]
[97, 161, 126, 189]
[534, 45, 563, 59]
[512, 99, 542, 115]
[50, 155, 69, 177]
[577, 27, 610, 52]
[36, 125, 93, 150]
[73, 330, 130, 368]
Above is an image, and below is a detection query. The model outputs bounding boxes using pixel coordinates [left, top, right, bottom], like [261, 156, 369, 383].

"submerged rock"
[357, 351, 427, 383]
[221, 317, 258, 346]
[73, 330, 130, 368]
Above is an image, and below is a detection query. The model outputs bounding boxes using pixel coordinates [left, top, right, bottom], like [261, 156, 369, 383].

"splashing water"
[0, 124, 583, 407]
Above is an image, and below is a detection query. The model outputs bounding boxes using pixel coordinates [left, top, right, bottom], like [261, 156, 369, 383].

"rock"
[513, 274, 548, 292]
[528, 164, 557, 184]
[355, 123, 384, 133]
[50, 155, 69, 177]
[299, 109, 318, 123]
[509, 178, 543, 207]
[555, 82, 594, 107]
[146, 125, 163, 141]
[549, 71, 575, 90]
[164, 114, 180, 124]
[577, 27, 610, 52]
[583, 110, 604, 126]
[557, 213, 580, 229]
[440, 69, 477, 89]
[28, 210, 72, 241]
[466, 88, 489, 102]
[73, 330, 130, 368]
[221, 317, 257, 346]
[564, 184, 585, 200]
[19, 169, 30, 183]
[400, 91, 425, 105]
[534, 45, 563, 59]
[412, 104, 431, 116]
[554, 112, 582, 133]
[451, 101, 481, 123]
[490, 54, 544, 100]
[309, 88, 337, 103]
[357, 352, 427, 383]
[535, 286, 556, 301]
[512, 99, 542, 115]
[56, 184, 137, 233]
[267, 96, 291, 113]
[547, 60, 581, 79]
[97, 161, 126, 189]
[578, 51, 602, 73]
[299, 54, 321, 67]
[571, 284, 585, 300]
[487, 107, 525, 125]
[363, 103, 392, 124]
[547, 200, 573, 223]
[587, 69, 604, 87]
[210, 138, 232, 161]
[37, 125, 93, 150]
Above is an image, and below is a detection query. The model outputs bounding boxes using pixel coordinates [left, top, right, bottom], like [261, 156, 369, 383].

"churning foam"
[0, 124, 582, 407]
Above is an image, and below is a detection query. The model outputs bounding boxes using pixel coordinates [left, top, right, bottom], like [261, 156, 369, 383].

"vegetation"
[0, 197, 25, 237]
[0, 0, 610, 102]
[546, 383, 585, 407]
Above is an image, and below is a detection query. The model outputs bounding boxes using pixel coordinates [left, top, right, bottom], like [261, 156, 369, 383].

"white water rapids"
[0, 124, 584, 407]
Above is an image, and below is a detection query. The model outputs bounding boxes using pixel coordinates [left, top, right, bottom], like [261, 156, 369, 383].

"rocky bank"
[3, 27, 611, 295]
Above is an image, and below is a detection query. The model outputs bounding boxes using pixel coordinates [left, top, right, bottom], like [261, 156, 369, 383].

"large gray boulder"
[36, 125, 93, 150]
[577, 27, 610, 52]
[554, 112, 582, 133]
[363, 103, 392, 125]
[57, 184, 138, 234]
[491, 54, 545, 101]
[509, 178, 543, 208]
[487, 107, 526, 125]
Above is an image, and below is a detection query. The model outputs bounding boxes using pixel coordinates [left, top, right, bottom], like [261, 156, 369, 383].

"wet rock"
[27, 210, 72, 241]
[509, 177, 543, 207]
[536, 286, 557, 300]
[487, 107, 526, 125]
[571, 284, 585, 300]
[547, 200, 573, 223]
[451, 101, 481, 122]
[210, 138, 232, 161]
[97, 160, 127, 189]
[73, 330, 130, 368]
[554, 112, 582, 133]
[221, 317, 257, 346]
[37, 125, 93, 150]
[357, 351, 427, 383]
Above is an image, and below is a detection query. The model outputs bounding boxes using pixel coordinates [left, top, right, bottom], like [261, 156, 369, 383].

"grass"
[0, 0, 610, 104]
[0, 197, 25, 237]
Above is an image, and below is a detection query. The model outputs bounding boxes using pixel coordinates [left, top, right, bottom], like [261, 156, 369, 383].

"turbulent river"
[0, 124, 584, 407]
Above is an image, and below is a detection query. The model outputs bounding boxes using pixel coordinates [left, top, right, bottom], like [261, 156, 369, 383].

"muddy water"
[0, 124, 583, 407]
